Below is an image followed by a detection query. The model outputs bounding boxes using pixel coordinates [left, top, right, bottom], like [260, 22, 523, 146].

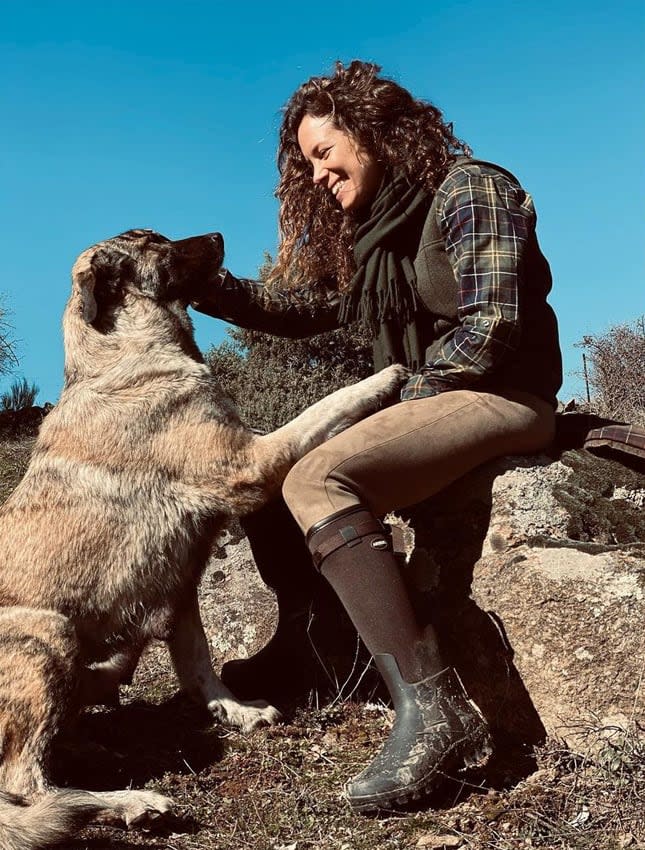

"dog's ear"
[72, 258, 99, 325]
[81, 286, 98, 323]
[73, 248, 133, 326]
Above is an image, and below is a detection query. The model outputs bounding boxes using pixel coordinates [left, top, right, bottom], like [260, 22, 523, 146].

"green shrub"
[1, 377, 39, 411]
[206, 323, 372, 432]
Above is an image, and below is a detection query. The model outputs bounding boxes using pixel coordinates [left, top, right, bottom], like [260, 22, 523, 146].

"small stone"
[416, 834, 462, 849]
[321, 729, 342, 749]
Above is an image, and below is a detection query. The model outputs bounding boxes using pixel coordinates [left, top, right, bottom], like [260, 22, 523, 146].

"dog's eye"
[143, 237, 172, 254]
[143, 242, 171, 259]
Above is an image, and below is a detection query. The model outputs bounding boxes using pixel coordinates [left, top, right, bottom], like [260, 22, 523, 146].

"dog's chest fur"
[0, 362, 241, 651]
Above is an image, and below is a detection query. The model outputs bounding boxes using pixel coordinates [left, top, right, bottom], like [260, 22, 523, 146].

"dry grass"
[58, 668, 645, 850]
[0, 435, 35, 502]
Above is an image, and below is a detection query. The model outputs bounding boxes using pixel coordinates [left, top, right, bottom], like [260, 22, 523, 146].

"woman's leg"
[282, 389, 554, 810]
[221, 497, 327, 703]
[222, 498, 359, 705]
[283, 389, 554, 532]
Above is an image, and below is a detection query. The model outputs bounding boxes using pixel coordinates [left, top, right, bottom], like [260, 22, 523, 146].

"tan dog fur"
[0, 229, 406, 848]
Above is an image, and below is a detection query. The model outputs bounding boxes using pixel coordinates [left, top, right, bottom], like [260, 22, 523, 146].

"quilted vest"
[410, 158, 562, 406]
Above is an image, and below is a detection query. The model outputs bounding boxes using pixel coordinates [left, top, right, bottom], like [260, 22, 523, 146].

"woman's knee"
[282, 460, 303, 512]
[282, 451, 327, 515]
[282, 448, 362, 534]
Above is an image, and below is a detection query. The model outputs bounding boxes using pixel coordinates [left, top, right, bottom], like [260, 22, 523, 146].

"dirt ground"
[55, 551, 645, 850]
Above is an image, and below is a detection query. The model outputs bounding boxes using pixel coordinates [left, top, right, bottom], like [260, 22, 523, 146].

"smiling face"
[297, 113, 384, 213]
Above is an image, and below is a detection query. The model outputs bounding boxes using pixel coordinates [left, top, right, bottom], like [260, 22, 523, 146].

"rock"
[398, 448, 645, 752]
[202, 447, 644, 753]
[200, 522, 277, 664]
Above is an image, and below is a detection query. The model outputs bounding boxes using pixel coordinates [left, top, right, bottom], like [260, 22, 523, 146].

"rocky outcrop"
[204, 446, 645, 754]
[399, 448, 645, 752]
[200, 527, 278, 666]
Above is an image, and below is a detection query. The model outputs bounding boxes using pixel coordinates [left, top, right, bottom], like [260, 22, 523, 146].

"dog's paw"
[377, 363, 412, 389]
[120, 790, 174, 829]
[361, 363, 410, 406]
[93, 788, 174, 829]
[208, 696, 281, 732]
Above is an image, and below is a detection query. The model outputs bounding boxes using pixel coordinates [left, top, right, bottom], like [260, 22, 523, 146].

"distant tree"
[577, 315, 645, 425]
[205, 254, 372, 431]
[0, 301, 17, 378]
[1, 377, 39, 411]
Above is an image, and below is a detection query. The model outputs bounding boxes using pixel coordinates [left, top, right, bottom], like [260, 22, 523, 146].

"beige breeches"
[282, 389, 555, 535]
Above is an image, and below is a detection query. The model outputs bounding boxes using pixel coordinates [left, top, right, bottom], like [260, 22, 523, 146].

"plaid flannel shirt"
[401, 164, 536, 400]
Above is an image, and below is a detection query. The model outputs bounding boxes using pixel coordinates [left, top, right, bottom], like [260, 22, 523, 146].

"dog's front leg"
[248, 363, 409, 492]
[81, 648, 143, 706]
[168, 590, 280, 732]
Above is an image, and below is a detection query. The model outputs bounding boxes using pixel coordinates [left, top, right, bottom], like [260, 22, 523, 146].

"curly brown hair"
[268, 60, 471, 291]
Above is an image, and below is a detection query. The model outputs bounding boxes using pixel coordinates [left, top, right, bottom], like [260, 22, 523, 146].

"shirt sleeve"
[191, 270, 343, 338]
[401, 164, 535, 400]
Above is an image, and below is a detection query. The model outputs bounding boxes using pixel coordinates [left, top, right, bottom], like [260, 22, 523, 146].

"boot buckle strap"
[310, 515, 387, 569]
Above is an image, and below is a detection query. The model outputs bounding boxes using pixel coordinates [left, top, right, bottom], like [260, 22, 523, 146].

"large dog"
[0, 229, 406, 848]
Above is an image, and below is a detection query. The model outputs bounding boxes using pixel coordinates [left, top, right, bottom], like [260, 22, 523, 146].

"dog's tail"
[0, 789, 106, 850]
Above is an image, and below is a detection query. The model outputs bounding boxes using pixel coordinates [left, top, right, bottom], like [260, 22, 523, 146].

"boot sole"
[346, 727, 493, 814]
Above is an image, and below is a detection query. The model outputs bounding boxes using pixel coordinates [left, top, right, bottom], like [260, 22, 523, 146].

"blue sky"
[2, 0, 643, 405]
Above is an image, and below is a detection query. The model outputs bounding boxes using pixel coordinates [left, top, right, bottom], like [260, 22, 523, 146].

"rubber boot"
[221, 497, 348, 704]
[307, 506, 492, 810]
[346, 655, 492, 811]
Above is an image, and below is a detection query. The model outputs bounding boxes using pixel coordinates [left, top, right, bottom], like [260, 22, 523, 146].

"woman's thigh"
[282, 389, 555, 534]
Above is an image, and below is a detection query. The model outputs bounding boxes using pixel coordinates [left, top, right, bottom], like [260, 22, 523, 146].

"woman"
[193, 60, 562, 812]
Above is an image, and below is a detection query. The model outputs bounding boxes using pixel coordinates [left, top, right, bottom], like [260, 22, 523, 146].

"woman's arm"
[191, 270, 343, 338]
[401, 163, 532, 399]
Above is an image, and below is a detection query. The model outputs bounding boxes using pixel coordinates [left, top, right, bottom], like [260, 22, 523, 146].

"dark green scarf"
[338, 170, 433, 371]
